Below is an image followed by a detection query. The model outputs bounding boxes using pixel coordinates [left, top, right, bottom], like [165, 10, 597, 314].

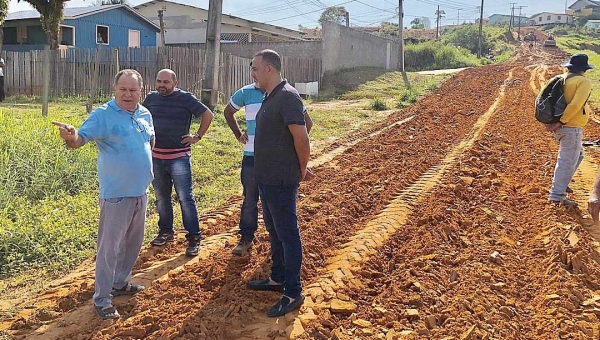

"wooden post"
[86, 45, 103, 114]
[42, 45, 50, 117]
[202, 0, 222, 107]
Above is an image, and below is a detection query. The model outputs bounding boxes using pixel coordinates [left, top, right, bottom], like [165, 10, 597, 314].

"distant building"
[488, 14, 528, 26]
[529, 12, 573, 26]
[568, 0, 600, 17]
[134, 0, 306, 44]
[585, 18, 600, 29]
[299, 27, 322, 40]
[3, 5, 159, 51]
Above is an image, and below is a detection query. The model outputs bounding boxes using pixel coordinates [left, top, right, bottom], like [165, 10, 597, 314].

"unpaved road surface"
[4, 45, 600, 340]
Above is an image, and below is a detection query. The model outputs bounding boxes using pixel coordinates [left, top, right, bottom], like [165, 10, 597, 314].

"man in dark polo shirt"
[247, 49, 312, 317]
[142, 69, 213, 257]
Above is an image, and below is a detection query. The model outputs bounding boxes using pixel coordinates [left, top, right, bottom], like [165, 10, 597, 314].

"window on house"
[60, 25, 75, 46]
[96, 25, 109, 45]
[547, 15, 551, 20]
[539, 16, 542, 21]
[558, 15, 562, 20]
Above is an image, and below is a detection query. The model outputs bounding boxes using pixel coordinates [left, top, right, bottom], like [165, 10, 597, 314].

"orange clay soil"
[4, 46, 600, 340]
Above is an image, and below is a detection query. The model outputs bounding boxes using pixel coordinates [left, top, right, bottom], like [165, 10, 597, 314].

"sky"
[6, 0, 573, 30]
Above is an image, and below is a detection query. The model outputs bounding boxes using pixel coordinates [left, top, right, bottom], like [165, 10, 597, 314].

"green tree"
[378, 21, 398, 38]
[575, 14, 600, 28]
[0, 0, 9, 52]
[442, 24, 491, 55]
[319, 6, 347, 25]
[411, 18, 425, 29]
[18, 0, 68, 49]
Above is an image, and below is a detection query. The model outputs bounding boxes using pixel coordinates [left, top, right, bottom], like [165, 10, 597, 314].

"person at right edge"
[246, 49, 313, 317]
[545, 53, 593, 207]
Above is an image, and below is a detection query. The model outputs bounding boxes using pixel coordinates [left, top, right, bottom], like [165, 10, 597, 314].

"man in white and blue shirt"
[224, 82, 311, 256]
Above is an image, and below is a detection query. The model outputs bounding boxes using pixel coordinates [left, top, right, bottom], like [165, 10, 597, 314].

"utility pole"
[202, 0, 223, 107]
[517, 6, 527, 40]
[509, 3, 516, 31]
[398, 0, 404, 71]
[457, 8, 461, 25]
[477, 0, 484, 58]
[436, 5, 440, 40]
[345, 10, 349, 27]
[158, 7, 166, 47]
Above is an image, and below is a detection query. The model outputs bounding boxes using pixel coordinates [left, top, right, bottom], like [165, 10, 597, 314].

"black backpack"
[535, 74, 579, 124]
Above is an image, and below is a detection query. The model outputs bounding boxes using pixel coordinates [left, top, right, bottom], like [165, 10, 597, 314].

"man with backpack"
[543, 54, 593, 206]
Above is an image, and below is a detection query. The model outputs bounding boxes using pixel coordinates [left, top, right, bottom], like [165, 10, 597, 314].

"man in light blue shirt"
[224, 82, 312, 256]
[53, 69, 154, 320]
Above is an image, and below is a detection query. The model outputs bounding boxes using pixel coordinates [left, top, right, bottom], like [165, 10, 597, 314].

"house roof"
[587, 19, 600, 22]
[7, 5, 160, 30]
[134, 0, 304, 36]
[489, 13, 528, 19]
[529, 12, 571, 18]
[569, 0, 600, 9]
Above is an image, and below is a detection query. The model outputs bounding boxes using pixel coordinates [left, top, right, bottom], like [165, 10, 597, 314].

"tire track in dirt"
[299, 51, 600, 339]
[3, 63, 510, 339]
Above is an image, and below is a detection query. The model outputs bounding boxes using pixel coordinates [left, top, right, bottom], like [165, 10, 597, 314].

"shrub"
[370, 97, 388, 111]
[405, 41, 479, 71]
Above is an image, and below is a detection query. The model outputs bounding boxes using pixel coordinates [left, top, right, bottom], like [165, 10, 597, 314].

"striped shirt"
[142, 89, 208, 159]
[230, 84, 265, 156]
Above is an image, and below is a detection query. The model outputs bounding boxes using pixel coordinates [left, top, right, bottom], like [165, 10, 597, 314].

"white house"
[529, 12, 573, 26]
[134, 0, 306, 45]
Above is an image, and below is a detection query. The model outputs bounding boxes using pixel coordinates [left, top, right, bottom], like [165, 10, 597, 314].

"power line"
[263, 0, 358, 23]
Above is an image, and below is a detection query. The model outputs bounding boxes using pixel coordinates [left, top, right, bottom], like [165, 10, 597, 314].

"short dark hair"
[254, 49, 281, 72]
[114, 69, 143, 87]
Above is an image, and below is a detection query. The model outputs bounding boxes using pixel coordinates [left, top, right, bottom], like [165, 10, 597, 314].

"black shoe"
[150, 231, 174, 246]
[566, 186, 574, 194]
[185, 235, 200, 257]
[232, 238, 254, 256]
[267, 294, 305, 317]
[247, 278, 284, 292]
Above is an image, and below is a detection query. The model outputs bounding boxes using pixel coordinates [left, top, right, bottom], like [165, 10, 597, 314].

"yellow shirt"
[560, 73, 592, 127]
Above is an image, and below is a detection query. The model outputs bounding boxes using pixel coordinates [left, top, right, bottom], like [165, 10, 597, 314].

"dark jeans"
[259, 183, 302, 298]
[239, 156, 259, 241]
[152, 156, 200, 237]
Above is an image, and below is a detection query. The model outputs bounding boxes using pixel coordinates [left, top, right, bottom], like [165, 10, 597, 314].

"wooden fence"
[1, 46, 322, 101]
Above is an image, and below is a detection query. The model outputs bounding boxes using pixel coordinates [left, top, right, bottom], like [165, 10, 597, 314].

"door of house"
[128, 30, 141, 48]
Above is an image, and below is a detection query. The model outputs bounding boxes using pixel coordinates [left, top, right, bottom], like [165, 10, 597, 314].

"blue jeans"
[259, 183, 302, 298]
[549, 126, 584, 201]
[152, 156, 200, 237]
[239, 156, 259, 241]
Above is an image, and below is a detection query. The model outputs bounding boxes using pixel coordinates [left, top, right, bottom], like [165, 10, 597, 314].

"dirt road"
[4, 45, 600, 340]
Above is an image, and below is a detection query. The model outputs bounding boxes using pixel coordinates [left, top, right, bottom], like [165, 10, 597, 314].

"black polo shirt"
[254, 80, 306, 185]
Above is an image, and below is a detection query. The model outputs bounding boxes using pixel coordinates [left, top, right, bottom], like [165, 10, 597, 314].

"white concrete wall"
[321, 21, 399, 76]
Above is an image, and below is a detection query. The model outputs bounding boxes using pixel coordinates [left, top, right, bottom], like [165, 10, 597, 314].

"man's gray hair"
[114, 69, 144, 87]
[254, 49, 282, 72]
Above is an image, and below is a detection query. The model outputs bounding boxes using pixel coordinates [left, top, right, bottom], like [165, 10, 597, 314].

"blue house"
[3, 5, 159, 51]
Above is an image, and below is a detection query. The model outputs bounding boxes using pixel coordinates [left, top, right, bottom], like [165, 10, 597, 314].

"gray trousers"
[93, 194, 148, 307]
[549, 127, 584, 201]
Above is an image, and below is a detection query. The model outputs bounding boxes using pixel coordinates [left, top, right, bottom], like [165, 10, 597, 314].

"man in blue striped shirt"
[224, 82, 312, 256]
[143, 69, 213, 257]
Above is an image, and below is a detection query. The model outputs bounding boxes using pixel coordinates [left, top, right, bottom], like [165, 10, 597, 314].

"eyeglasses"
[131, 116, 146, 133]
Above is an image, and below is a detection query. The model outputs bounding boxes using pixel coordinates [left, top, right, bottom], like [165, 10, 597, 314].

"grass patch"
[370, 98, 388, 111]
[556, 35, 600, 107]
